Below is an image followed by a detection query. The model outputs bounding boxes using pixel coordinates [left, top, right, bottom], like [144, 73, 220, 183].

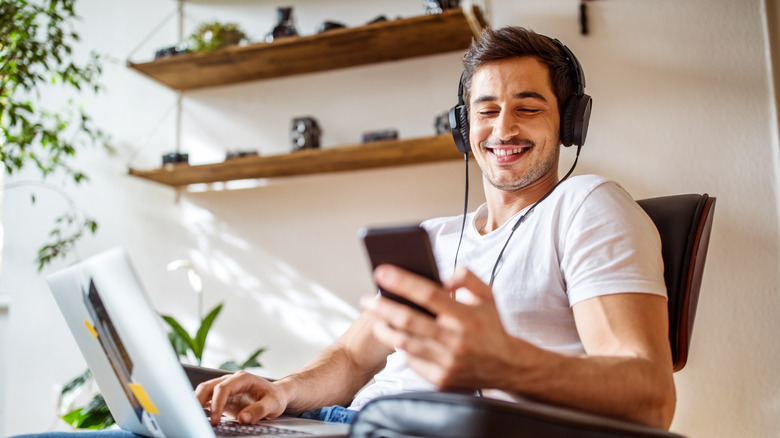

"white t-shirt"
[349, 174, 666, 409]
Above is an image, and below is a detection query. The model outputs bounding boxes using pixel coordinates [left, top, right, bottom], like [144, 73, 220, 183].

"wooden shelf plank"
[127, 7, 487, 90]
[128, 134, 464, 187]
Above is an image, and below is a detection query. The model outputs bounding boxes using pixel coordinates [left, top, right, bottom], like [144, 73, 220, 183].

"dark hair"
[462, 26, 577, 115]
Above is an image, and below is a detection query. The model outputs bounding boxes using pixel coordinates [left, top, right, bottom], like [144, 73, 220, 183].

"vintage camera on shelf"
[290, 117, 322, 151]
[366, 15, 389, 25]
[434, 111, 451, 135]
[225, 150, 259, 160]
[162, 152, 189, 166]
[266, 7, 298, 42]
[154, 43, 190, 60]
[362, 129, 399, 143]
[423, 0, 461, 14]
[316, 21, 347, 33]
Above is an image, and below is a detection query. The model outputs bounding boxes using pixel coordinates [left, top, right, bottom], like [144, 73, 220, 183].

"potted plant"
[1, 0, 109, 270]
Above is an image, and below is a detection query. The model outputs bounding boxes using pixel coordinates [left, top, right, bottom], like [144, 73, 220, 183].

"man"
[196, 26, 676, 430]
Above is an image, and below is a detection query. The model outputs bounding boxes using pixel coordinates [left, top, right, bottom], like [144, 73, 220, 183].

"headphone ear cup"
[560, 94, 592, 147]
[449, 104, 471, 153]
[560, 97, 577, 147]
[573, 93, 592, 146]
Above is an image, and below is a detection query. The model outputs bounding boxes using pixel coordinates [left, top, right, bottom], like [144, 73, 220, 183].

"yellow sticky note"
[128, 383, 160, 415]
[84, 320, 98, 338]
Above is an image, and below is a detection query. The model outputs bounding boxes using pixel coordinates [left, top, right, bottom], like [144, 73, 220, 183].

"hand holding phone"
[360, 225, 441, 318]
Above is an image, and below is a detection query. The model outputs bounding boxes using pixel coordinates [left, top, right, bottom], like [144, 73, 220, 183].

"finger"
[443, 267, 496, 304]
[236, 398, 281, 423]
[360, 293, 439, 339]
[195, 374, 232, 416]
[369, 314, 448, 361]
[208, 372, 255, 425]
[373, 264, 462, 318]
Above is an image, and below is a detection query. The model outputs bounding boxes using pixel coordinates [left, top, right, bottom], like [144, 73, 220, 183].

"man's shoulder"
[558, 174, 623, 196]
[548, 175, 643, 226]
[560, 173, 639, 203]
[420, 211, 470, 235]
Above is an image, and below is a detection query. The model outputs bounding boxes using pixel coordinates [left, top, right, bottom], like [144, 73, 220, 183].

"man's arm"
[362, 265, 676, 429]
[196, 311, 393, 425]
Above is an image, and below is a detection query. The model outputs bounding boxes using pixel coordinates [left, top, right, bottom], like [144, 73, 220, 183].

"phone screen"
[360, 225, 440, 317]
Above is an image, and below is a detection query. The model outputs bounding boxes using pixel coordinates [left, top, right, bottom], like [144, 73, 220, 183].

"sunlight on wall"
[172, 198, 359, 374]
[187, 178, 273, 192]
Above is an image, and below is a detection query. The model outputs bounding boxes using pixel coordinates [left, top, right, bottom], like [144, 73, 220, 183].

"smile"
[489, 147, 528, 156]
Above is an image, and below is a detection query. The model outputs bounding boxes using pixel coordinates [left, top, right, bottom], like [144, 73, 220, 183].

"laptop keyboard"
[213, 419, 309, 436]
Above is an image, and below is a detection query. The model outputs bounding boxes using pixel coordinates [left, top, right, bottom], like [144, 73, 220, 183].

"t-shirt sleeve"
[561, 183, 667, 306]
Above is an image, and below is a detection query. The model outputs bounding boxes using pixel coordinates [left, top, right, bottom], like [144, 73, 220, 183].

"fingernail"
[239, 412, 252, 423]
[375, 264, 391, 280]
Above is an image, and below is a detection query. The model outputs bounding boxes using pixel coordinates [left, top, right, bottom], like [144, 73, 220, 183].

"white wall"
[2, 0, 779, 437]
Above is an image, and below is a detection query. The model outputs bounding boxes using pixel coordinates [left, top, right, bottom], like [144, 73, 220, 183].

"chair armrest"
[349, 391, 685, 438]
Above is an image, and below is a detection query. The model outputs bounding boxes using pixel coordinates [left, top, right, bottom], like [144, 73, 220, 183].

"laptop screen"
[47, 247, 217, 438]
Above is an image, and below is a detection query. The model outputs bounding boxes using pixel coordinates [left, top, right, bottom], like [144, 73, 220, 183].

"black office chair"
[348, 193, 716, 438]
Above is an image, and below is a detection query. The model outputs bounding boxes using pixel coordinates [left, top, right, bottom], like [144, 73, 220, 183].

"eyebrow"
[472, 91, 549, 105]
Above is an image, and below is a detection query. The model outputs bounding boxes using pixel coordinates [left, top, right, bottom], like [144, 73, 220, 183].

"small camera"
[434, 111, 451, 135]
[162, 152, 189, 166]
[225, 150, 259, 160]
[423, 0, 461, 14]
[317, 21, 346, 33]
[362, 129, 399, 143]
[290, 117, 322, 151]
[154, 44, 190, 60]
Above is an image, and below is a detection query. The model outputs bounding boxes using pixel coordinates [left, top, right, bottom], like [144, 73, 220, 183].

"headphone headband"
[548, 38, 586, 94]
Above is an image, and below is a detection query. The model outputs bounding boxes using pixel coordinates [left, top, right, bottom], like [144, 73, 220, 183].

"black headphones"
[448, 37, 592, 153]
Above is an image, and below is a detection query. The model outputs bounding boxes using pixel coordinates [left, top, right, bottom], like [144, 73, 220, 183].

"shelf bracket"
[125, 6, 179, 64]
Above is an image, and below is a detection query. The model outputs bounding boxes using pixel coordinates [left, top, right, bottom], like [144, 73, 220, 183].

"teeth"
[493, 148, 523, 156]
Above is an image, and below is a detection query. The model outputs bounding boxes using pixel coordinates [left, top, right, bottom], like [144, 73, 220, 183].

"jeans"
[8, 431, 139, 438]
[8, 405, 356, 437]
[300, 405, 357, 424]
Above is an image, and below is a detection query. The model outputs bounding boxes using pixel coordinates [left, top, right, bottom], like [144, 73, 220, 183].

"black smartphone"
[360, 225, 441, 318]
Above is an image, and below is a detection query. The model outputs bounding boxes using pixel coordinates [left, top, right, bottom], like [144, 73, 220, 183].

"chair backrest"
[636, 194, 716, 372]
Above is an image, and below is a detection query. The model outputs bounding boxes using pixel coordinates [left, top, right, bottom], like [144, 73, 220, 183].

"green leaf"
[219, 361, 241, 372]
[60, 368, 92, 396]
[240, 347, 266, 369]
[61, 393, 115, 430]
[219, 347, 266, 371]
[193, 303, 223, 361]
[61, 407, 86, 427]
[1, 0, 108, 271]
[168, 331, 190, 357]
[160, 314, 198, 356]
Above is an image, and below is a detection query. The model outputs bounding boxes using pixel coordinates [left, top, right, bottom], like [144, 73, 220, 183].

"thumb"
[237, 402, 270, 424]
[445, 267, 495, 304]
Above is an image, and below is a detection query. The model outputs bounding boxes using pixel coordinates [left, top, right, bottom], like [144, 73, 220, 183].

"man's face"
[468, 57, 561, 192]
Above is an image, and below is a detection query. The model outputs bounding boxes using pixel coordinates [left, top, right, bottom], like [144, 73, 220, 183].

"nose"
[492, 108, 520, 140]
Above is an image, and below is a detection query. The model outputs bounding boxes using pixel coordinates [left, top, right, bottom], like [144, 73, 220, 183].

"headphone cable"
[452, 152, 470, 274]
[488, 144, 582, 286]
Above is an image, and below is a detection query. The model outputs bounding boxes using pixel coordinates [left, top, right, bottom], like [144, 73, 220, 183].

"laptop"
[46, 247, 350, 438]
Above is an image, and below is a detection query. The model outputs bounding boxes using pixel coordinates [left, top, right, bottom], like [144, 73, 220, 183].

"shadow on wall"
[167, 197, 360, 377]
[150, 159, 486, 377]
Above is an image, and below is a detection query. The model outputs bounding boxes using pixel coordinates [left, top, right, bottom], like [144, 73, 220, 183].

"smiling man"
[9, 25, 678, 438]
[193, 26, 677, 431]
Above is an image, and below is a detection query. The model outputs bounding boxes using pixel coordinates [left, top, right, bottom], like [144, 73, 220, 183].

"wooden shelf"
[128, 134, 464, 187]
[127, 6, 487, 90]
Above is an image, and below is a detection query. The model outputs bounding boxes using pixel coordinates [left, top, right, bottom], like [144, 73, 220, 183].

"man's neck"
[480, 173, 559, 234]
